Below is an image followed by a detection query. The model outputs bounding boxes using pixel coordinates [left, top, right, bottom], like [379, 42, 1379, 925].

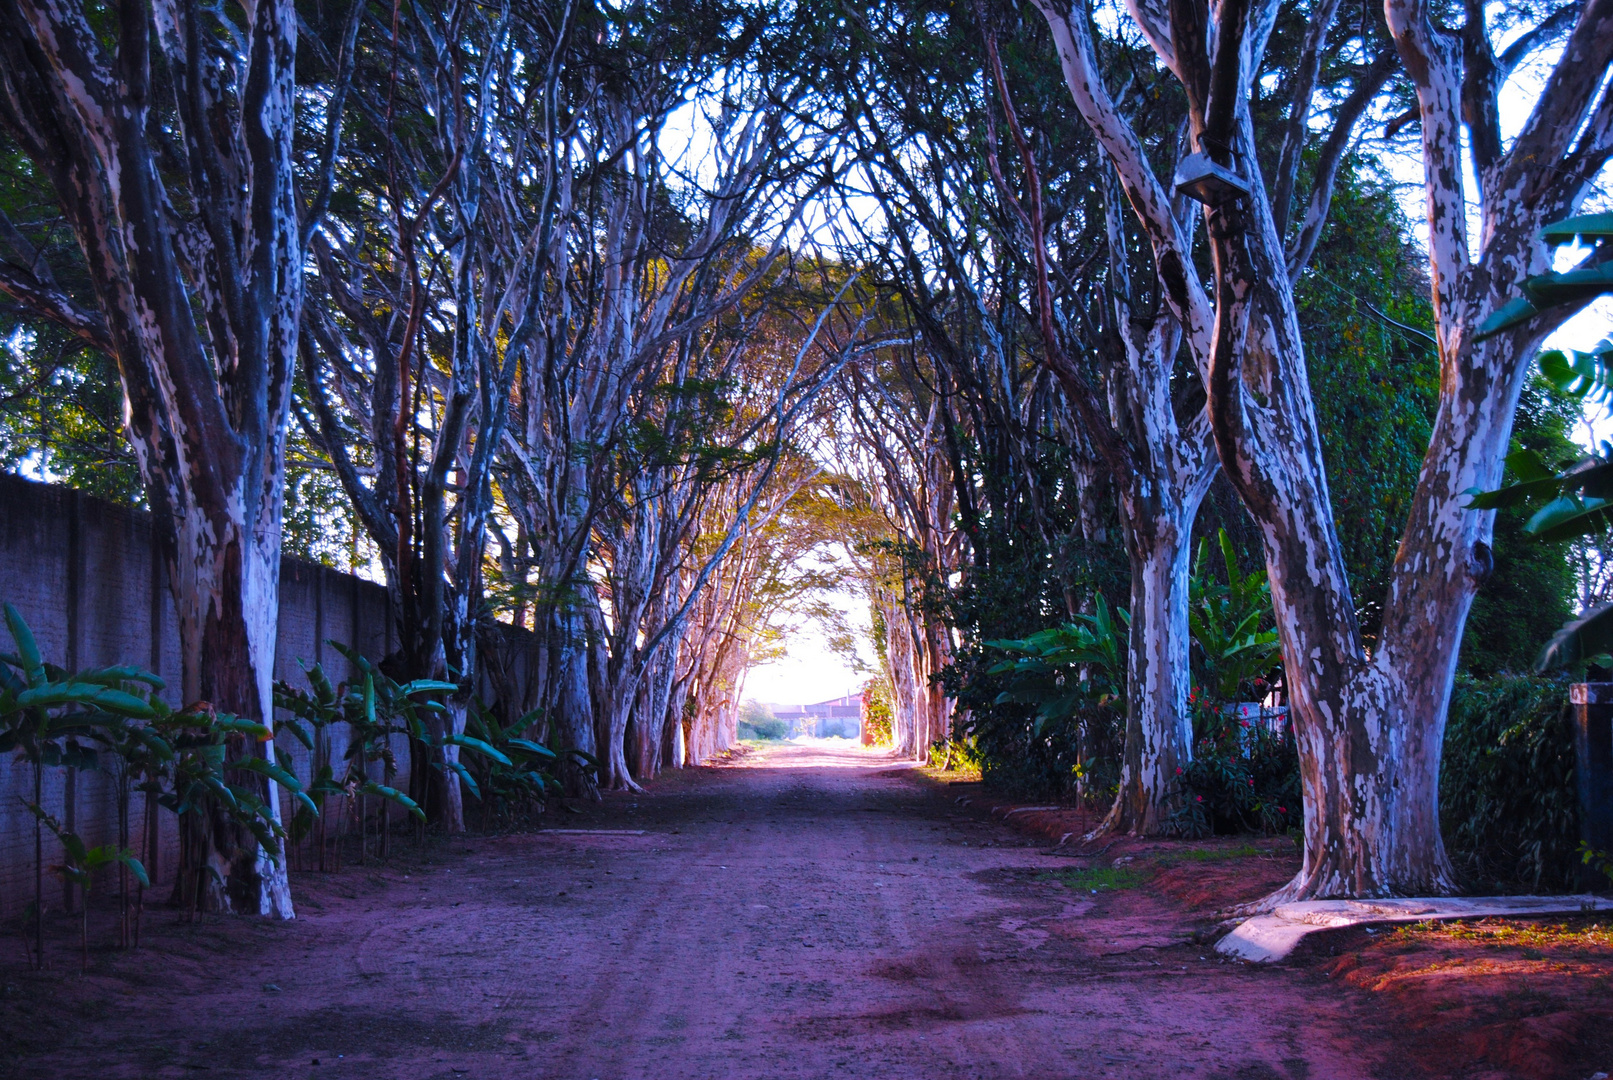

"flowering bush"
[1165, 691, 1301, 838]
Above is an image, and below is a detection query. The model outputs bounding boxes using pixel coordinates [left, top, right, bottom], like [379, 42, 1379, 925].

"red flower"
[1195, 795, 1203, 803]
[1175, 766, 1184, 775]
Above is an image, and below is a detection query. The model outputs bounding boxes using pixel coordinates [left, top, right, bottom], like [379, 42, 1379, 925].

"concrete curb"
[1216, 894, 1609, 962]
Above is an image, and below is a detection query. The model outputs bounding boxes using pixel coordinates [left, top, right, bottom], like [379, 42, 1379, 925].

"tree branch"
[1271, 0, 1344, 238]
[1286, 49, 1398, 282]
[1031, 0, 1215, 365]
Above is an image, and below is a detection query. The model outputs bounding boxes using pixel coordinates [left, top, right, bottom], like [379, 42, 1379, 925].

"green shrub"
[1441, 674, 1580, 892]
[737, 717, 788, 741]
[1167, 697, 1301, 838]
[861, 680, 893, 745]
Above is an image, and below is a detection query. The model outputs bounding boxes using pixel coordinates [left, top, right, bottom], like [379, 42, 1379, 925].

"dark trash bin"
[1572, 683, 1613, 889]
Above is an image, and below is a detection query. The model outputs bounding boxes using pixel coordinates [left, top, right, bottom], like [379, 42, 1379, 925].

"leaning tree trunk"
[633, 645, 675, 779]
[599, 681, 642, 791]
[1262, 306, 1532, 899]
[881, 596, 923, 759]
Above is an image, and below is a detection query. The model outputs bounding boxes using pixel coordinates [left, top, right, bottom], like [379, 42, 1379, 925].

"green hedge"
[1441, 674, 1580, 892]
[956, 670, 1585, 892]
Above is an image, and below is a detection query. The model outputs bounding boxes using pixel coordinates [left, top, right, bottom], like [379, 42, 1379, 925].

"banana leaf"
[398, 679, 457, 696]
[74, 665, 165, 690]
[1525, 493, 1613, 542]
[1536, 602, 1613, 671]
[358, 781, 426, 821]
[212, 717, 274, 739]
[4, 602, 45, 686]
[442, 758, 482, 800]
[15, 682, 155, 717]
[443, 733, 512, 765]
[1540, 212, 1613, 244]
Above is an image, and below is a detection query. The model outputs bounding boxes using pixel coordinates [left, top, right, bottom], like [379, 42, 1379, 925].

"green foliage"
[463, 704, 576, 826]
[1581, 843, 1613, 888]
[932, 495, 1129, 801]
[1294, 161, 1439, 633]
[737, 699, 788, 741]
[273, 650, 436, 827]
[1466, 376, 1589, 672]
[965, 538, 1288, 819]
[1465, 213, 1610, 671]
[1169, 843, 1261, 862]
[1189, 530, 1281, 701]
[0, 151, 143, 503]
[1441, 675, 1581, 892]
[860, 680, 892, 745]
[1, 601, 291, 964]
[1474, 213, 1613, 339]
[984, 595, 1128, 724]
[275, 644, 588, 839]
[26, 802, 147, 894]
[1167, 698, 1301, 838]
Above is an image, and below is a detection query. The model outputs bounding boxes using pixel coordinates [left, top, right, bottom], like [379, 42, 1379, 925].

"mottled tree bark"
[1035, 0, 1613, 897]
[0, 0, 355, 914]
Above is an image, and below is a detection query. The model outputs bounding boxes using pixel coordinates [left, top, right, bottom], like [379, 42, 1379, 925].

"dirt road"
[4, 741, 1607, 1079]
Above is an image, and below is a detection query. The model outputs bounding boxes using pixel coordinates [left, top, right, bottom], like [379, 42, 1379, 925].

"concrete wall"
[0, 473, 532, 918]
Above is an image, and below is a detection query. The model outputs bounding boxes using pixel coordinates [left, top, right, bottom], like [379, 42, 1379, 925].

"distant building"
[770, 693, 862, 739]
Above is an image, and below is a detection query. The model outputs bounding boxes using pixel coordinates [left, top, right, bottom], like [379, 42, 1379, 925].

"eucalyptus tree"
[1031, 0, 1610, 897]
[665, 455, 841, 767]
[583, 270, 867, 788]
[296, 0, 575, 829]
[837, 365, 961, 760]
[831, 2, 1222, 829]
[493, 0, 845, 783]
[0, 0, 364, 913]
[825, 8, 1087, 766]
[977, 20, 1224, 832]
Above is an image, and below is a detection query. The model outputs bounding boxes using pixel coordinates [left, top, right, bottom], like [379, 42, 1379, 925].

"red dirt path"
[2, 741, 1609, 1079]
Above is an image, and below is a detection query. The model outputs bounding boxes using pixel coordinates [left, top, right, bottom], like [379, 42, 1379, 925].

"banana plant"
[1467, 213, 1613, 667]
[984, 595, 1129, 731]
[1189, 529, 1281, 702]
[276, 642, 556, 857]
[3, 601, 305, 946]
[461, 704, 581, 827]
[1469, 336, 1613, 669]
[149, 702, 313, 915]
[1475, 214, 1613, 340]
[1, 602, 160, 967]
[25, 805, 146, 970]
[275, 652, 430, 865]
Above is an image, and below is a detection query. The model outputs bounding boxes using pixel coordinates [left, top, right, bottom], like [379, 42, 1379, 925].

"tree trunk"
[1099, 497, 1201, 836]
[171, 504, 293, 917]
[0, 0, 313, 919]
[543, 603, 598, 796]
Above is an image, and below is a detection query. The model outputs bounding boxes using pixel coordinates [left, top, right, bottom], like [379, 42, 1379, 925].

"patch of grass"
[1175, 844, 1261, 862]
[1037, 866, 1146, 892]
[1388, 917, 1613, 951]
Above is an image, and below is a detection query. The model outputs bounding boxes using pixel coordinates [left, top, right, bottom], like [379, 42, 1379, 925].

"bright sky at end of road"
[744, 587, 872, 709]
